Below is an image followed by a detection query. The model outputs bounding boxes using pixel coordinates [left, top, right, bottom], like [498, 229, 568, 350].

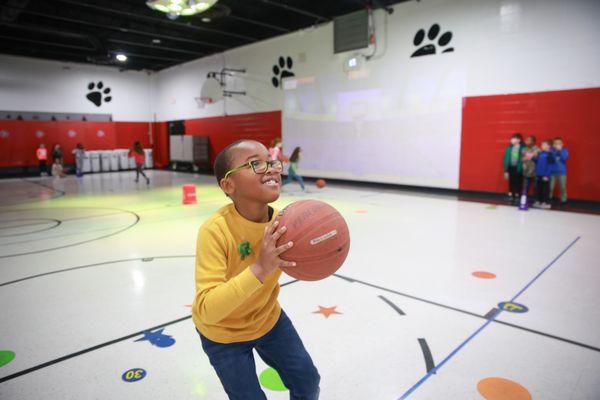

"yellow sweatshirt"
[192, 203, 282, 343]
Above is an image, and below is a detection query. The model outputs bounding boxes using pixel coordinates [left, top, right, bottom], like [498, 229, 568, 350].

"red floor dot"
[472, 271, 496, 279]
[355, 210, 368, 214]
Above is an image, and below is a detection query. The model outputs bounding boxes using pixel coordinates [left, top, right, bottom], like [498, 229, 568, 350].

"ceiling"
[0, 0, 405, 71]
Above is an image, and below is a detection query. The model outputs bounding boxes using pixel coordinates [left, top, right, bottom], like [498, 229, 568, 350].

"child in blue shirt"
[533, 140, 555, 209]
[550, 137, 569, 204]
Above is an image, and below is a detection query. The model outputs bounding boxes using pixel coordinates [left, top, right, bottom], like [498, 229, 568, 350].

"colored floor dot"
[259, 367, 288, 391]
[472, 271, 497, 279]
[477, 377, 531, 400]
[355, 210, 368, 214]
[485, 205, 498, 210]
[0, 350, 16, 368]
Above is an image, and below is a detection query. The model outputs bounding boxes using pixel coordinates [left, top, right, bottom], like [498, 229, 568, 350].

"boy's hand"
[542, 176, 549, 181]
[503, 172, 509, 180]
[251, 221, 295, 282]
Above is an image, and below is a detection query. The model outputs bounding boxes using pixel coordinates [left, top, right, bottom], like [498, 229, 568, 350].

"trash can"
[128, 153, 136, 170]
[100, 151, 111, 172]
[118, 149, 130, 170]
[89, 151, 101, 173]
[110, 150, 120, 171]
[82, 151, 92, 173]
[144, 148, 153, 169]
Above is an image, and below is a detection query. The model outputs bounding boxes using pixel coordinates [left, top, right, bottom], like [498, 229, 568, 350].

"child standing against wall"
[36, 143, 48, 176]
[72, 143, 85, 177]
[521, 135, 540, 201]
[550, 137, 569, 204]
[503, 133, 524, 204]
[533, 140, 554, 209]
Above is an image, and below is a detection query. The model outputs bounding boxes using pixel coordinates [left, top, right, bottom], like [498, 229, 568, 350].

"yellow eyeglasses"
[223, 159, 283, 180]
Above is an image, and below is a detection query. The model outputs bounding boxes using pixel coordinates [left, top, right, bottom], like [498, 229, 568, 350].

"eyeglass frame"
[223, 159, 283, 180]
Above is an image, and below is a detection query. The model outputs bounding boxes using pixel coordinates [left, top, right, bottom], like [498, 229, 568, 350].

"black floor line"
[378, 295, 406, 315]
[0, 315, 192, 384]
[417, 338, 436, 374]
[20, 178, 66, 196]
[0, 279, 301, 383]
[0, 219, 61, 238]
[0, 209, 140, 259]
[0, 255, 195, 287]
[333, 273, 600, 353]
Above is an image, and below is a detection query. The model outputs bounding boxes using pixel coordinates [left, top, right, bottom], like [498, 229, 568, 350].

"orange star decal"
[312, 306, 342, 318]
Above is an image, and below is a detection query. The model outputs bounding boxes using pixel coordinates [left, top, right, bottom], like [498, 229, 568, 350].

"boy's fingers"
[271, 226, 287, 241]
[280, 260, 297, 268]
[275, 241, 293, 255]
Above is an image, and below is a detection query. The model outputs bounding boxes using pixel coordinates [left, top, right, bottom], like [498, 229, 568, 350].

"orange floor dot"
[477, 377, 531, 400]
[472, 271, 497, 279]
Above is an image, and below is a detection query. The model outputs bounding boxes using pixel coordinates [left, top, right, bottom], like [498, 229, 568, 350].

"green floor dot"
[259, 367, 288, 391]
[0, 351, 15, 368]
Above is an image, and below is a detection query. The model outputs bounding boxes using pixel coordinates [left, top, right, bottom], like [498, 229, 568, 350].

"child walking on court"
[503, 133, 524, 203]
[192, 140, 320, 400]
[550, 137, 569, 204]
[533, 140, 554, 209]
[283, 146, 306, 192]
[130, 141, 149, 185]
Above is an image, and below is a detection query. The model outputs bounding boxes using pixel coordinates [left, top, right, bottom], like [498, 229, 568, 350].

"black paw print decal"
[411, 24, 453, 58]
[271, 56, 295, 88]
[86, 81, 112, 107]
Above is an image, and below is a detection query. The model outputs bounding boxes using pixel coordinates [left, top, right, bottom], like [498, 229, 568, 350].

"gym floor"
[1, 170, 599, 399]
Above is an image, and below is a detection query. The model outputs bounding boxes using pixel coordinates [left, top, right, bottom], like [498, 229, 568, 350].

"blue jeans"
[283, 167, 305, 190]
[198, 310, 320, 400]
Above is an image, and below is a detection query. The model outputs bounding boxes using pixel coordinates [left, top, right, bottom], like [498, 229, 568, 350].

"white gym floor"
[0, 170, 599, 400]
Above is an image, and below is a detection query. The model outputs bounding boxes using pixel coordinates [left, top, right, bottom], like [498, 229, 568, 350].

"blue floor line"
[397, 236, 581, 399]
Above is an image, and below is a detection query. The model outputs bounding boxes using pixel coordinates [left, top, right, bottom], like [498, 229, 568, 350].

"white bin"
[110, 150, 120, 171]
[100, 151, 111, 172]
[82, 152, 92, 173]
[143, 148, 153, 169]
[118, 149, 130, 170]
[89, 151, 101, 173]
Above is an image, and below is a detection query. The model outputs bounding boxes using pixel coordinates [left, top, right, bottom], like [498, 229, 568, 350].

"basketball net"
[195, 97, 214, 109]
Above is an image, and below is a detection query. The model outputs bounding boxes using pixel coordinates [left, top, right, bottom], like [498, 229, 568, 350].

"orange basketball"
[315, 179, 326, 189]
[276, 200, 350, 281]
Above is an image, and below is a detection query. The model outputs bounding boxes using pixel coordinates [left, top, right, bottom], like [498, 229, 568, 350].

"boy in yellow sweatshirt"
[192, 139, 320, 399]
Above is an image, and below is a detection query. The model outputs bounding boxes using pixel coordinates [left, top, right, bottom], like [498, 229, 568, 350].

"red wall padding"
[459, 87, 600, 201]
[0, 121, 152, 167]
[185, 111, 281, 166]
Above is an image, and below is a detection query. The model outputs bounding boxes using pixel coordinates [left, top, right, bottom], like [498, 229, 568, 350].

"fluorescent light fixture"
[116, 54, 127, 62]
[146, 0, 218, 18]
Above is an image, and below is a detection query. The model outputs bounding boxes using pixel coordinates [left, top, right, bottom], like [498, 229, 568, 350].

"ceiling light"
[201, 17, 211, 22]
[152, 38, 161, 44]
[146, 0, 218, 19]
[116, 54, 127, 62]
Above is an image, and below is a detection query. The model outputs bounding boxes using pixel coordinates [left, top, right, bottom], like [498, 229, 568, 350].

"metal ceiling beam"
[224, 14, 290, 33]
[0, 35, 95, 51]
[51, 0, 259, 43]
[1, 22, 101, 51]
[106, 38, 204, 56]
[259, 0, 328, 23]
[0, 4, 229, 49]
[0, 47, 167, 70]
